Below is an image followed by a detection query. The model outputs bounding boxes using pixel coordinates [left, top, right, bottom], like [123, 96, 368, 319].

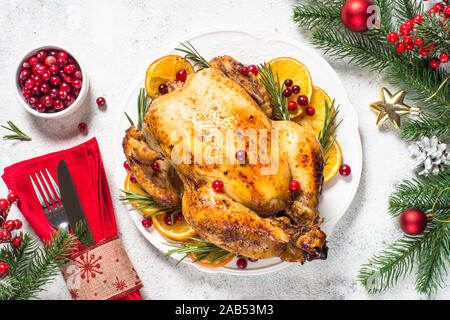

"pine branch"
[392, 0, 423, 22]
[373, 0, 395, 33]
[1, 121, 31, 141]
[415, 14, 450, 55]
[401, 115, 450, 142]
[176, 41, 210, 70]
[72, 220, 94, 248]
[388, 169, 450, 217]
[292, 0, 344, 30]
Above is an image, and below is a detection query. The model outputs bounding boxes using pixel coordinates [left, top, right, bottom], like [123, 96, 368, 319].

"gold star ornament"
[370, 88, 421, 128]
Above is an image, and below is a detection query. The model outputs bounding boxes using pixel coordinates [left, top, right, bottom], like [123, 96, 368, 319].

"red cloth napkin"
[2, 138, 142, 300]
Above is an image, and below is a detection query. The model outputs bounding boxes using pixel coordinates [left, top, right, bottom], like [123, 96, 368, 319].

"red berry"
[4, 221, 15, 232]
[0, 199, 10, 214]
[32, 86, 42, 96]
[435, 3, 444, 12]
[0, 229, 11, 241]
[419, 47, 429, 57]
[176, 69, 187, 82]
[7, 191, 18, 204]
[429, 7, 438, 14]
[74, 70, 83, 79]
[60, 82, 71, 92]
[288, 101, 297, 111]
[291, 85, 300, 94]
[29, 57, 38, 66]
[212, 180, 224, 192]
[41, 83, 51, 94]
[236, 258, 247, 270]
[21, 61, 31, 70]
[58, 51, 68, 60]
[289, 180, 300, 192]
[42, 72, 51, 82]
[49, 88, 59, 99]
[36, 104, 46, 113]
[32, 75, 43, 87]
[163, 214, 174, 226]
[175, 213, 184, 221]
[123, 161, 130, 171]
[297, 95, 309, 106]
[405, 43, 415, 51]
[445, 6, 450, 16]
[339, 164, 351, 176]
[36, 64, 47, 75]
[78, 122, 87, 132]
[388, 32, 399, 44]
[72, 79, 82, 89]
[28, 96, 39, 108]
[248, 65, 258, 76]
[414, 38, 424, 47]
[440, 53, 449, 63]
[44, 55, 57, 67]
[14, 219, 23, 230]
[306, 107, 316, 115]
[12, 236, 21, 248]
[282, 88, 292, 97]
[64, 64, 75, 74]
[57, 58, 67, 67]
[151, 162, 160, 171]
[130, 174, 137, 183]
[402, 35, 413, 44]
[59, 90, 68, 100]
[396, 42, 406, 53]
[399, 24, 411, 35]
[235, 150, 247, 164]
[413, 14, 423, 24]
[62, 73, 73, 83]
[158, 84, 168, 95]
[25, 79, 34, 89]
[22, 87, 32, 99]
[284, 79, 293, 87]
[240, 66, 250, 76]
[19, 69, 31, 81]
[48, 64, 59, 75]
[96, 97, 106, 106]
[40, 95, 53, 107]
[53, 98, 64, 110]
[50, 76, 61, 86]
[142, 217, 152, 228]
[429, 58, 440, 68]
[404, 20, 414, 28]
[0, 263, 9, 276]
[65, 94, 76, 106]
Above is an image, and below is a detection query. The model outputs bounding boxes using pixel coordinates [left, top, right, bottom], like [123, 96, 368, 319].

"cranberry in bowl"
[16, 46, 88, 118]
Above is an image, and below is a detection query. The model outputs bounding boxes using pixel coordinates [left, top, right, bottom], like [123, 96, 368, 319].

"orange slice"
[123, 172, 161, 216]
[152, 213, 196, 241]
[145, 54, 195, 99]
[293, 86, 333, 136]
[268, 57, 313, 118]
[323, 139, 342, 183]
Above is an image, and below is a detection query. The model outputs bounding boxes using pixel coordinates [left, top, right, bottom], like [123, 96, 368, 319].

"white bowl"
[15, 45, 89, 119]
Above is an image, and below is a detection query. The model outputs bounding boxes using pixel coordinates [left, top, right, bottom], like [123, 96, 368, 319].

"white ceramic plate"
[114, 30, 362, 275]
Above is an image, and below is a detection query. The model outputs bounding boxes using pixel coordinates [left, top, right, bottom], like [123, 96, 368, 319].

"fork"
[30, 168, 70, 233]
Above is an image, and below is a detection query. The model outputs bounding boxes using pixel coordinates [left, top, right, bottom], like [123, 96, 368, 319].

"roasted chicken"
[123, 56, 327, 263]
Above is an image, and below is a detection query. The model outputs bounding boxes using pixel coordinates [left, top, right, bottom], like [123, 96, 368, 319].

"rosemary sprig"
[124, 88, 150, 130]
[175, 41, 210, 70]
[1, 121, 31, 141]
[257, 63, 290, 121]
[318, 99, 341, 163]
[164, 237, 234, 266]
[119, 189, 182, 216]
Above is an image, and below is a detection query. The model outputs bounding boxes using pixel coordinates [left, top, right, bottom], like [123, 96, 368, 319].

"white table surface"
[0, 0, 448, 300]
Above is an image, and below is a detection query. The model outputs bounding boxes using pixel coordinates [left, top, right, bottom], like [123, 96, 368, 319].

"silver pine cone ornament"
[408, 136, 448, 176]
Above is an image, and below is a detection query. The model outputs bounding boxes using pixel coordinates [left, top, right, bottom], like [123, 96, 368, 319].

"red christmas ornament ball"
[399, 208, 427, 235]
[341, 0, 375, 32]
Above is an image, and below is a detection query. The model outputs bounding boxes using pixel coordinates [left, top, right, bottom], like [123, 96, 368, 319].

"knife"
[57, 160, 95, 247]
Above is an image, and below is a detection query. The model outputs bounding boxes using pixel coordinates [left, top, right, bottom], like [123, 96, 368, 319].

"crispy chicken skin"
[122, 57, 326, 263]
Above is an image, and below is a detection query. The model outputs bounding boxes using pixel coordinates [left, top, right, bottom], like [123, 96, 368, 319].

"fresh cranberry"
[25, 79, 34, 89]
[429, 58, 440, 69]
[388, 32, 399, 43]
[60, 82, 71, 92]
[41, 72, 51, 82]
[6, 191, 18, 205]
[59, 90, 68, 100]
[151, 162, 160, 171]
[236, 258, 247, 269]
[28, 96, 39, 108]
[405, 43, 414, 51]
[130, 174, 137, 183]
[284, 79, 293, 87]
[36, 50, 47, 62]
[48, 50, 58, 57]
[96, 97, 106, 106]
[240, 66, 249, 76]
[413, 14, 422, 24]
[65, 94, 76, 106]
[72, 88, 80, 97]
[399, 24, 411, 35]
[40, 95, 53, 107]
[0, 199, 10, 213]
[22, 87, 32, 99]
[78, 122, 87, 133]
[36, 64, 47, 75]
[175, 213, 184, 221]
[123, 161, 130, 171]
[49, 88, 59, 99]
[62, 74, 73, 83]
[404, 20, 414, 28]
[31, 86, 42, 96]
[57, 58, 67, 67]
[29, 56, 38, 66]
[212, 180, 224, 192]
[297, 95, 309, 106]
[58, 51, 68, 60]
[4, 220, 15, 232]
[288, 101, 297, 111]
[32, 75, 43, 87]
[12, 236, 22, 248]
[164, 214, 174, 226]
[142, 217, 152, 228]
[20, 69, 32, 81]
[36, 104, 46, 113]
[402, 35, 413, 44]
[396, 42, 406, 53]
[176, 69, 187, 82]
[22, 61, 31, 70]
[0, 229, 11, 241]
[74, 70, 82, 79]
[64, 64, 75, 74]
[53, 98, 64, 110]
[50, 76, 61, 86]
[72, 79, 82, 89]
[158, 84, 168, 95]
[282, 88, 292, 97]
[44, 55, 57, 67]
[48, 64, 59, 75]
[306, 106, 316, 116]
[40, 83, 51, 94]
[248, 65, 258, 76]
[14, 219, 22, 230]
[339, 164, 351, 176]
[289, 180, 300, 192]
